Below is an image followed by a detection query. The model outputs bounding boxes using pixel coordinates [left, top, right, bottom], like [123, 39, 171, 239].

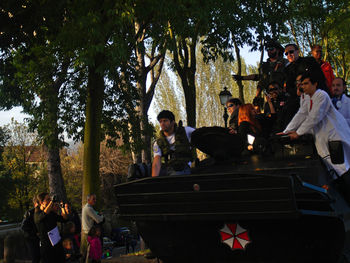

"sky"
[0, 45, 262, 127]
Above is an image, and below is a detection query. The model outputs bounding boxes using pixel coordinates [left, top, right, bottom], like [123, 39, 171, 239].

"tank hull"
[115, 133, 349, 262]
[115, 171, 346, 262]
[137, 216, 344, 263]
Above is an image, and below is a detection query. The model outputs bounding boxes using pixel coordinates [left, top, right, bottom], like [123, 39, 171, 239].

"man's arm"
[296, 91, 329, 135]
[86, 206, 104, 224]
[152, 155, 161, 177]
[233, 74, 259, 81]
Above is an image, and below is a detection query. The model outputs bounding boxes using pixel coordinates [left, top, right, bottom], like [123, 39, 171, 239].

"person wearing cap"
[331, 77, 350, 127]
[152, 110, 195, 177]
[233, 39, 287, 98]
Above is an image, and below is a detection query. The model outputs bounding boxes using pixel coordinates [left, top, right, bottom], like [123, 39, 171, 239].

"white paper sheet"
[47, 226, 61, 246]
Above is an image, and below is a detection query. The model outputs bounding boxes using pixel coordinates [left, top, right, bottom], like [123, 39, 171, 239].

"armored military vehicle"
[115, 127, 350, 263]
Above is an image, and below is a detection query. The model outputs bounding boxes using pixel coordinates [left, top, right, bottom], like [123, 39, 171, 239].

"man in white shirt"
[281, 73, 350, 179]
[152, 110, 195, 177]
[332, 77, 350, 127]
[81, 194, 104, 260]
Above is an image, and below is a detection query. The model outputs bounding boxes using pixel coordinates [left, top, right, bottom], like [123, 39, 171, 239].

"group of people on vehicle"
[151, 41, 350, 201]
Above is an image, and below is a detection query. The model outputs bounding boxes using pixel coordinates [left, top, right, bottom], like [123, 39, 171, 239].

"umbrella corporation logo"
[219, 223, 251, 250]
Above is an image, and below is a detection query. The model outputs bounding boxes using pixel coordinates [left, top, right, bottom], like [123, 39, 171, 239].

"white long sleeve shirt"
[284, 89, 350, 178]
[338, 95, 350, 128]
[82, 203, 104, 234]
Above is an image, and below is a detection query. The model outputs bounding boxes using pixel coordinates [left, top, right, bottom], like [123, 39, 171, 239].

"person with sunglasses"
[283, 43, 327, 128]
[226, 98, 242, 134]
[263, 82, 289, 133]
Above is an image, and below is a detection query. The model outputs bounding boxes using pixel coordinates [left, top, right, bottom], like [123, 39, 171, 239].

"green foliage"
[152, 55, 186, 123]
[0, 120, 48, 221]
[61, 146, 83, 210]
[195, 48, 257, 127]
[283, 0, 350, 80]
[153, 48, 258, 128]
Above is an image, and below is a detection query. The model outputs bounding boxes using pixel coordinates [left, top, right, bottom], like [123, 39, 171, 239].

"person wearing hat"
[152, 110, 195, 177]
[233, 39, 288, 99]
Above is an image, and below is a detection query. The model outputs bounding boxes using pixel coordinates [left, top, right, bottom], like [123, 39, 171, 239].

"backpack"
[21, 208, 37, 239]
[127, 163, 151, 181]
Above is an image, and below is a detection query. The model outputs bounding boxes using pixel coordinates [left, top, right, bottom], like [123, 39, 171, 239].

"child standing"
[88, 226, 102, 263]
[63, 221, 80, 254]
[62, 238, 80, 263]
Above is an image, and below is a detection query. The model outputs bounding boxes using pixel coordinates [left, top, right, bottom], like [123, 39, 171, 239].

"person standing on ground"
[87, 226, 102, 263]
[22, 195, 40, 263]
[81, 194, 104, 261]
[34, 192, 69, 263]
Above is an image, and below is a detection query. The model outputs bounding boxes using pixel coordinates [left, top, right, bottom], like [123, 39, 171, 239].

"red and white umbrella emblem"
[219, 223, 251, 250]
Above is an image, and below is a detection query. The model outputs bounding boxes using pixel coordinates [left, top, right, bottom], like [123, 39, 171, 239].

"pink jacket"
[88, 236, 102, 260]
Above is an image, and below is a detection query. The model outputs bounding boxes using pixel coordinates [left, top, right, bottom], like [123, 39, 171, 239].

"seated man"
[331, 77, 350, 127]
[152, 110, 195, 177]
[281, 72, 350, 180]
[226, 98, 242, 134]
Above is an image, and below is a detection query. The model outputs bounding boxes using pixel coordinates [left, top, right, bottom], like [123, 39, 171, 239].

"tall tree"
[0, 0, 70, 201]
[132, 7, 167, 163]
[59, 0, 139, 208]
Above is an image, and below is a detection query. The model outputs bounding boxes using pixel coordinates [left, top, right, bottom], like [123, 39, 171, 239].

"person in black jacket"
[21, 195, 40, 263]
[283, 43, 327, 126]
[226, 98, 242, 134]
[34, 192, 69, 263]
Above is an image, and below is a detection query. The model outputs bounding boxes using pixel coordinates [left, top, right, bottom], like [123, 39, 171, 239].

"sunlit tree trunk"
[233, 40, 245, 103]
[82, 56, 105, 209]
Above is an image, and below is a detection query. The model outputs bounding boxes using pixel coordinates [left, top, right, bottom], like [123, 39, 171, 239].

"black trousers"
[25, 237, 40, 263]
[40, 242, 65, 263]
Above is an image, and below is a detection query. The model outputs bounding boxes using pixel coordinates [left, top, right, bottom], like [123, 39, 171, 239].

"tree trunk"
[172, 36, 197, 128]
[45, 77, 67, 202]
[182, 72, 196, 127]
[134, 20, 166, 163]
[47, 146, 66, 202]
[233, 40, 245, 103]
[82, 56, 105, 209]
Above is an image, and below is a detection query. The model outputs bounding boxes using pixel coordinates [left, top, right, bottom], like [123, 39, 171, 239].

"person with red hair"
[238, 104, 263, 151]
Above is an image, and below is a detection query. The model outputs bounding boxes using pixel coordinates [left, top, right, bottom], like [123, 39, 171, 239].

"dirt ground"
[103, 255, 160, 263]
